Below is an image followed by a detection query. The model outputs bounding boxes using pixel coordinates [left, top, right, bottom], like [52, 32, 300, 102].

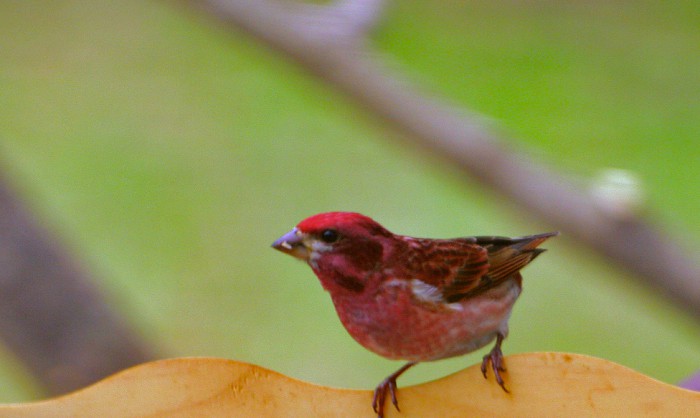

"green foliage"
[0, 0, 698, 401]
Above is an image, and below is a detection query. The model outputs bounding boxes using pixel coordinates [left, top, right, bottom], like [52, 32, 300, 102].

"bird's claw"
[372, 362, 415, 418]
[372, 377, 399, 418]
[480, 333, 509, 393]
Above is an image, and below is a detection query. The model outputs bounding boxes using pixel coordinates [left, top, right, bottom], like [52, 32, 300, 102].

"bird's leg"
[372, 361, 416, 418]
[480, 332, 509, 392]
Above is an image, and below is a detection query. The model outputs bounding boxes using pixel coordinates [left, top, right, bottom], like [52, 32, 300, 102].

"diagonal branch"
[187, 0, 700, 318]
[286, 0, 385, 42]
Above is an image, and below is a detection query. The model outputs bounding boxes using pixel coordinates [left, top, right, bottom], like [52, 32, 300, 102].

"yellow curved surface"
[1, 353, 698, 417]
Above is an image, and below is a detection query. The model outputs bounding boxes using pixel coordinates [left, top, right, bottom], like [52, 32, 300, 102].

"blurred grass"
[0, 0, 698, 402]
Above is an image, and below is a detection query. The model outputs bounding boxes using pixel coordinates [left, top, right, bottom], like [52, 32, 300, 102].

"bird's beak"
[271, 228, 309, 260]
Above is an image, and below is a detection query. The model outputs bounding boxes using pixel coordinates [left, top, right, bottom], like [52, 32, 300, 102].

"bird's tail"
[509, 231, 560, 256]
[475, 231, 559, 282]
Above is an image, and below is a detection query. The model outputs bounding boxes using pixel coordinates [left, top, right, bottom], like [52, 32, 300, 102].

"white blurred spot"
[590, 168, 645, 218]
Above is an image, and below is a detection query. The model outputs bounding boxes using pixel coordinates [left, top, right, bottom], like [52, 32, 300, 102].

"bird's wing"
[400, 237, 490, 304]
[401, 232, 557, 304]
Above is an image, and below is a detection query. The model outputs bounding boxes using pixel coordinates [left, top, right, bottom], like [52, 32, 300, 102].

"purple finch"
[272, 212, 556, 417]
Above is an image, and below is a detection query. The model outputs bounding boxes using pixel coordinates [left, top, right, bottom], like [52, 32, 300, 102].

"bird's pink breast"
[329, 278, 521, 362]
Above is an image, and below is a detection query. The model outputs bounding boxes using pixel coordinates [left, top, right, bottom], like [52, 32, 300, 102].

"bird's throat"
[332, 274, 365, 293]
[314, 268, 366, 294]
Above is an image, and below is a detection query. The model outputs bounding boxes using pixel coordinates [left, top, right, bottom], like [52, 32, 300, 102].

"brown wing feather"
[401, 237, 489, 300]
[400, 232, 557, 304]
[452, 232, 559, 300]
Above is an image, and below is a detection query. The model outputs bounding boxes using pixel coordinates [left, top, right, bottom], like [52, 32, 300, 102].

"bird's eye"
[320, 229, 340, 243]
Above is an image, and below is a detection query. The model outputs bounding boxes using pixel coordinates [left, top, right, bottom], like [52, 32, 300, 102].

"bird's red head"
[296, 212, 386, 237]
[272, 212, 393, 291]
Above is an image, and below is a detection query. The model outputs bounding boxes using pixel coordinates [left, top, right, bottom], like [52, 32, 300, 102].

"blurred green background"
[1, 0, 699, 401]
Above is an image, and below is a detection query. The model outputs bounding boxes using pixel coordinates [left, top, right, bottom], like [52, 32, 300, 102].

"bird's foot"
[480, 333, 509, 393]
[372, 362, 416, 418]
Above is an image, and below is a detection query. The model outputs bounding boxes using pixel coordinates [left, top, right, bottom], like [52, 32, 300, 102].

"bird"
[272, 212, 557, 417]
